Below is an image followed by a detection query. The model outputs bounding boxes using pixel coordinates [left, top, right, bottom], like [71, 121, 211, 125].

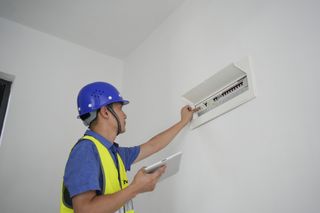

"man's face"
[111, 103, 127, 133]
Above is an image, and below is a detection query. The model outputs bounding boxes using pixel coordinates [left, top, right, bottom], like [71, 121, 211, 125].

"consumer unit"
[182, 57, 256, 129]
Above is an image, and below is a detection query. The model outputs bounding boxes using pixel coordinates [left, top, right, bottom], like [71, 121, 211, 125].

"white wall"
[0, 18, 124, 213]
[122, 0, 320, 212]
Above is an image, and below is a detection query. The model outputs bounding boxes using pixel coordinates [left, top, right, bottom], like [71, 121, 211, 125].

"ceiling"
[0, 0, 185, 59]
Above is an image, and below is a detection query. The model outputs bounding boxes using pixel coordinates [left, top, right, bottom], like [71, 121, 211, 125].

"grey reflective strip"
[116, 208, 124, 213]
[115, 199, 134, 213]
[125, 199, 134, 211]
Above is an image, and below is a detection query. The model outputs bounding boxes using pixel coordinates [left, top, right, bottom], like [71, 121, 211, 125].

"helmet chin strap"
[107, 105, 122, 136]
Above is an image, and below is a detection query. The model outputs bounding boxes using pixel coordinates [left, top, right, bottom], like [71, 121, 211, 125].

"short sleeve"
[117, 145, 140, 171]
[63, 140, 102, 198]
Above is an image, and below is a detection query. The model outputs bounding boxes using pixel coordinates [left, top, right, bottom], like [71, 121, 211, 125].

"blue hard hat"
[77, 82, 129, 118]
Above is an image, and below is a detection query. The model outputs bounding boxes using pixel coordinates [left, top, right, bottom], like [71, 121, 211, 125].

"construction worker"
[60, 82, 197, 213]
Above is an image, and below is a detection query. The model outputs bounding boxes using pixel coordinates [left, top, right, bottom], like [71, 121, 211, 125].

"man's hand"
[130, 166, 166, 193]
[180, 105, 199, 127]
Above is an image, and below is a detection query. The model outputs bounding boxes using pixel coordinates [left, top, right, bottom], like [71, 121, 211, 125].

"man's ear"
[99, 106, 110, 119]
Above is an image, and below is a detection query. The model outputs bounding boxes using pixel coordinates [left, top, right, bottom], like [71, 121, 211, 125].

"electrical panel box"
[182, 57, 256, 129]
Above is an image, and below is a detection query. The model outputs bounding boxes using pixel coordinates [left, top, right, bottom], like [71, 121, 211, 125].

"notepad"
[144, 151, 182, 182]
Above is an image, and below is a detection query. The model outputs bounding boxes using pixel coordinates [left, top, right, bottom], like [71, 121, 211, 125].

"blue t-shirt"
[63, 130, 140, 198]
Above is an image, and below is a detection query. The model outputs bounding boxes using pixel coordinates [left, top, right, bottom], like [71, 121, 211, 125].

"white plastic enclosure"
[182, 57, 256, 129]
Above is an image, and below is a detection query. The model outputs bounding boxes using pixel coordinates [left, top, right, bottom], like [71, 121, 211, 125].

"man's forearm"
[73, 185, 138, 213]
[135, 121, 186, 163]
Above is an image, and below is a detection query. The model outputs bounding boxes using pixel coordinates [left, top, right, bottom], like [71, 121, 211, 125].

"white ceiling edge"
[0, 0, 186, 59]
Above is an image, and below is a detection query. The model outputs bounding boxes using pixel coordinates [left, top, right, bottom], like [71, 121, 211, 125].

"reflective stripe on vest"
[60, 135, 134, 213]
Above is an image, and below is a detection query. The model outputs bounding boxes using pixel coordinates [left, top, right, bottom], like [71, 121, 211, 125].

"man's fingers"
[153, 165, 166, 178]
[186, 105, 200, 112]
[193, 107, 200, 112]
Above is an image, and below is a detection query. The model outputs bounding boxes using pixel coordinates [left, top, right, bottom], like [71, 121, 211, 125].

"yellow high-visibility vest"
[60, 135, 134, 213]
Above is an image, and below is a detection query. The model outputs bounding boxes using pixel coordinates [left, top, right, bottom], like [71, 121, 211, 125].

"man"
[60, 82, 197, 213]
